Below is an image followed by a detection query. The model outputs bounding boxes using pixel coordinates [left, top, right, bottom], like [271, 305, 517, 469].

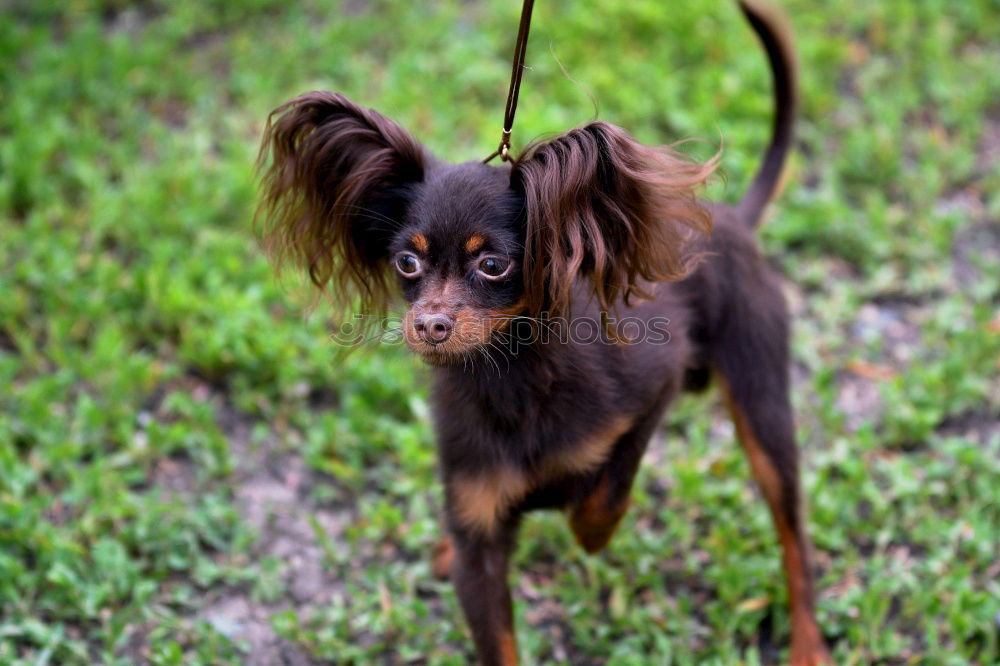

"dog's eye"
[477, 256, 510, 280]
[395, 252, 422, 277]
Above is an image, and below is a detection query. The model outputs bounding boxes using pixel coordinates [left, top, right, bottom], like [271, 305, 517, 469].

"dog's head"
[257, 92, 713, 363]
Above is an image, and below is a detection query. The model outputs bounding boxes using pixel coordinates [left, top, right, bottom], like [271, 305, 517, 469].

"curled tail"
[736, 0, 798, 227]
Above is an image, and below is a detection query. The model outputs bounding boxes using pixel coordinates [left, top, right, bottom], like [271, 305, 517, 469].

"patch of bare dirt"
[953, 220, 1000, 290]
[936, 410, 1000, 445]
[975, 112, 1000, 176]
[195, 409, 354, 666]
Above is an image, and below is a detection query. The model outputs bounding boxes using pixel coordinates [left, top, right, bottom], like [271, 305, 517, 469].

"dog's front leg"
[569, 407, 669, 554]
[449, 522, 520, 666]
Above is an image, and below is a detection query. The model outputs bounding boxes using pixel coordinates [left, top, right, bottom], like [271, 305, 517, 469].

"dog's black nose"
[415, 313, 454, 344]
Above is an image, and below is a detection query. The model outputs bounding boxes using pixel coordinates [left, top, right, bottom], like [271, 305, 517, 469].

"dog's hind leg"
[711, 290, 830, 664]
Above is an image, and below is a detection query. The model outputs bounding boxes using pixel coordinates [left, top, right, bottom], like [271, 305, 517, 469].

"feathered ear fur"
[512, 122, 716, 318]
[256, 91, 425, 318]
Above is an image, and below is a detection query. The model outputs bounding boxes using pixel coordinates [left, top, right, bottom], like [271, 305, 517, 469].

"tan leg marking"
[450, 467, 530, 536]
[559, 415, 635, 553]
[431, 536, 454, 580]
[498, 629, 519, 666]
[569, 475, 630, 553]
[721, 383, 831, 665]
[541, 415, 633, 478]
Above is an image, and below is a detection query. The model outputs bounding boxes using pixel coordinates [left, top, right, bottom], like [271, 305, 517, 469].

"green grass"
[2, 0, 999, 664]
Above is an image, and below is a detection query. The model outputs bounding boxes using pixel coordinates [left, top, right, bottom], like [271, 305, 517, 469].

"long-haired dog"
[255, 1, 830, 663]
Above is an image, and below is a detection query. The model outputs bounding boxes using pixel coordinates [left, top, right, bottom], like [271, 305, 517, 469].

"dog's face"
[256, 92, 713, 363]
[390, 164, 527, 363]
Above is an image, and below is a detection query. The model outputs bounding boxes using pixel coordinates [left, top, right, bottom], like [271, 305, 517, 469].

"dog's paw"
[789, 642, 832, 666]
[431, 536, 454, 580]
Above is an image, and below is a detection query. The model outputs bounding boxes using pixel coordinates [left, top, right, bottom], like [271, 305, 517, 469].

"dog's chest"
[445, 413, 634, 537]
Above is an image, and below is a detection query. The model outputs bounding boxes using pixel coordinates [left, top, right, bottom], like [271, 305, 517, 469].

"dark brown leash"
[484, 0, 535, 163]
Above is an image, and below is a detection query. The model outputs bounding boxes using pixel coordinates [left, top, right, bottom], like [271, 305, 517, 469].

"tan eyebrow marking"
[464, 233, 485, 253]
[411, 233, 429, 253]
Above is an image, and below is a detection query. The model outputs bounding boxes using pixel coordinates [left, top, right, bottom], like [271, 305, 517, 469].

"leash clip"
[485, 128, 513, 164]
[483, 0, 534, 163]
[499, 128, 512, 161]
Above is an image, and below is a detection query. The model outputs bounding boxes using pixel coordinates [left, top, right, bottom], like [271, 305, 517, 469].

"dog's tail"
[736, 0, 798, 227]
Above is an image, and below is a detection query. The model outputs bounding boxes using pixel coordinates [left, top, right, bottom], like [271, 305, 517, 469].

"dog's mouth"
[407, 343, 467, 366]
[403, 308, 507, 364]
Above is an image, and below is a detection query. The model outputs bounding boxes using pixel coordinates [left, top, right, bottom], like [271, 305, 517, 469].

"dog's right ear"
[256, 91, 425, 316]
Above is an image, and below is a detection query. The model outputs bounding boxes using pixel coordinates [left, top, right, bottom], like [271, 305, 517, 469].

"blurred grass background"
[1, 0, 999, 664]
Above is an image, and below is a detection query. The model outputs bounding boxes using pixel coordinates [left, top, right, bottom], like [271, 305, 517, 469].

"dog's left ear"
[512, 122, 715, 317]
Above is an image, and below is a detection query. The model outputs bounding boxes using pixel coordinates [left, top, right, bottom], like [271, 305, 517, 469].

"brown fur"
[256, 92, 425, 328]
[722, 377, 830, 665]
[569, 475, 631, 553]
[514, 124, 717, 318]
[448, 415, 632, 536]
[411, 232, 429, 253]
[498, 631, 518, 666]
[449, 467, 531, 536]
[464, 233, 485, 253]
[431, 536, 455, 581]
[539, 415, 633, 478]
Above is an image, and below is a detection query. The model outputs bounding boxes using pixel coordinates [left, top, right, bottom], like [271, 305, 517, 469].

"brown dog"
[256, 1, 830, 663]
